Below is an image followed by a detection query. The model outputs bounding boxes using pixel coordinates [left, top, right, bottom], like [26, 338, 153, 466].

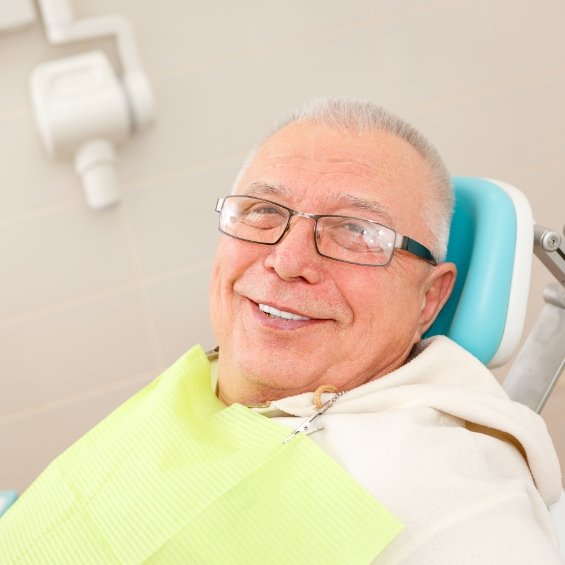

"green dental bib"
[0, 346, 402, 564]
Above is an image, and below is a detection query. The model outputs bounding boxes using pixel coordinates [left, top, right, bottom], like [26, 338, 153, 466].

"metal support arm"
[503, 224, 565, 413]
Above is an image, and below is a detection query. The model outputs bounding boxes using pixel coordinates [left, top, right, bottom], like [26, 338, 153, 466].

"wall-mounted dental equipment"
[29, 0, 155, 209]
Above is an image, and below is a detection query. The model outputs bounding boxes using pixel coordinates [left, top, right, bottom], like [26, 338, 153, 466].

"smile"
[258, 303, 311, 321]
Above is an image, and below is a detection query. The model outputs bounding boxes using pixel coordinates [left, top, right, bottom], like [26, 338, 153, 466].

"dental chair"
[427, 176, 565, 559]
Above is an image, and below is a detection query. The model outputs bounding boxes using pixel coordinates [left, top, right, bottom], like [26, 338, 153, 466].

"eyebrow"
[244, 182, 290, 198]
[243, 182, 393, 224]
[334, 193, 393, 223]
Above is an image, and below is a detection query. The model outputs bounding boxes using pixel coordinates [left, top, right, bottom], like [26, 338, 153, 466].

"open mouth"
[258, 303, 311, 321]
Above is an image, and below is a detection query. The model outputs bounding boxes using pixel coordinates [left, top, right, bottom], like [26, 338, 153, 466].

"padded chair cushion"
[426, 177, 522, 365]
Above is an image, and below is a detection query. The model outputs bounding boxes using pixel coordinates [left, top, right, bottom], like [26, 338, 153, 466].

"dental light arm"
[503, 223, 565, 413]
[30, 0, 155, 209]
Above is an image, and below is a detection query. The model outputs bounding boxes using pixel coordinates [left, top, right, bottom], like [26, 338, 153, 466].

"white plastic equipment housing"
[30, 51, 129, 209]
[74, 140, 119, 210]
[31, 51, 130, 157]
[35, 0, 154, 133]
[30, 0, 155, 209]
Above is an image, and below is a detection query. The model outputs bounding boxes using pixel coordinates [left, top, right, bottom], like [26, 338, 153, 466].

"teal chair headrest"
[426, 176, 532, 366]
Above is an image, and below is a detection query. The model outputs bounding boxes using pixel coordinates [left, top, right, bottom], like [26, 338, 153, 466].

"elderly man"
[1, 99, 562, 564]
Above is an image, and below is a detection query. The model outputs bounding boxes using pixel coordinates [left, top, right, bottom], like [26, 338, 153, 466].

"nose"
[263, 215, 322, 283]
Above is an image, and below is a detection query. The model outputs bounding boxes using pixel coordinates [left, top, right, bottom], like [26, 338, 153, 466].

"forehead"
[236, 121, 434, 232]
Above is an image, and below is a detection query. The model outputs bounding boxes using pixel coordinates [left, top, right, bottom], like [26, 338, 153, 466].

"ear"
[417, 262, 457, 337]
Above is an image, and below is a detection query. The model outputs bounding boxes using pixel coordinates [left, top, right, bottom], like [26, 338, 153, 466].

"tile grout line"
[409, 64, 565, 113]
[0, 371, 154, 428]
[0, 260, 214, 331]
[148, 19, 379, 81]
[117, 199, 165, 370]
[0, 154, 244, 229]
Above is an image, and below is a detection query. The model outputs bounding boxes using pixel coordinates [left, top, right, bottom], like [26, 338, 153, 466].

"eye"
[342, 221, 369, 235]
[247, 204, 283, 217]
[336, 218, 378, 240]
[237, 200, 287, 229]
[326, 217, 389, 253]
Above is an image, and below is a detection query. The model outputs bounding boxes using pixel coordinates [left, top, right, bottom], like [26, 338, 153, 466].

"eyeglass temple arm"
[396, 235, 438, 265]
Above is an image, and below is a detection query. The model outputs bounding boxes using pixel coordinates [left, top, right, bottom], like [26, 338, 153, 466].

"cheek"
[213, 239, 254, 283]
[209, 239, 263, 311]
[209, 240, 239, 334]
[344, 270, 421, 334]
[208, 255, 223, 340]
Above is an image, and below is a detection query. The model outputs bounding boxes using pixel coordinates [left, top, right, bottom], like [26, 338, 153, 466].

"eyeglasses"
[215, 195, 438, 267]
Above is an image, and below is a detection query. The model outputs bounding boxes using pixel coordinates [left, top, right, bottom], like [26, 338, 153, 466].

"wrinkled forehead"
[240, 121, 433, 192]
[236, 122, 435, 234]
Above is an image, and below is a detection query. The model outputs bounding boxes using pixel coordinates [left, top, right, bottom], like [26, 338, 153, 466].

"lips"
[233, 279, 341, 323]
[258, 303, 311, 321]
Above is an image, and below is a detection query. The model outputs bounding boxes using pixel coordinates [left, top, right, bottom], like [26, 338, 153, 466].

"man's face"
[210, 121, 454, 405]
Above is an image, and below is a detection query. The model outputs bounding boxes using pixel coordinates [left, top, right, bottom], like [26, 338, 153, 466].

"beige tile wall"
[1, 0, 564, 491]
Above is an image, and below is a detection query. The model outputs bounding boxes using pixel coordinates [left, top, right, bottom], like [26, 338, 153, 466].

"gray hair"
[234, 97, 454, 262]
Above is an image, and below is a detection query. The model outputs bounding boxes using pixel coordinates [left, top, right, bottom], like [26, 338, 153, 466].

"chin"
[235, 347, 309, 388]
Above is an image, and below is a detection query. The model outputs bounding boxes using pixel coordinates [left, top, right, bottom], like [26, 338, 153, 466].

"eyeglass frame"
[215, 194, 438, 267]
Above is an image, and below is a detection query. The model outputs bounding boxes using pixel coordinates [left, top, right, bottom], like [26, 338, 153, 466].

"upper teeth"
[259, 304, 310, 321]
